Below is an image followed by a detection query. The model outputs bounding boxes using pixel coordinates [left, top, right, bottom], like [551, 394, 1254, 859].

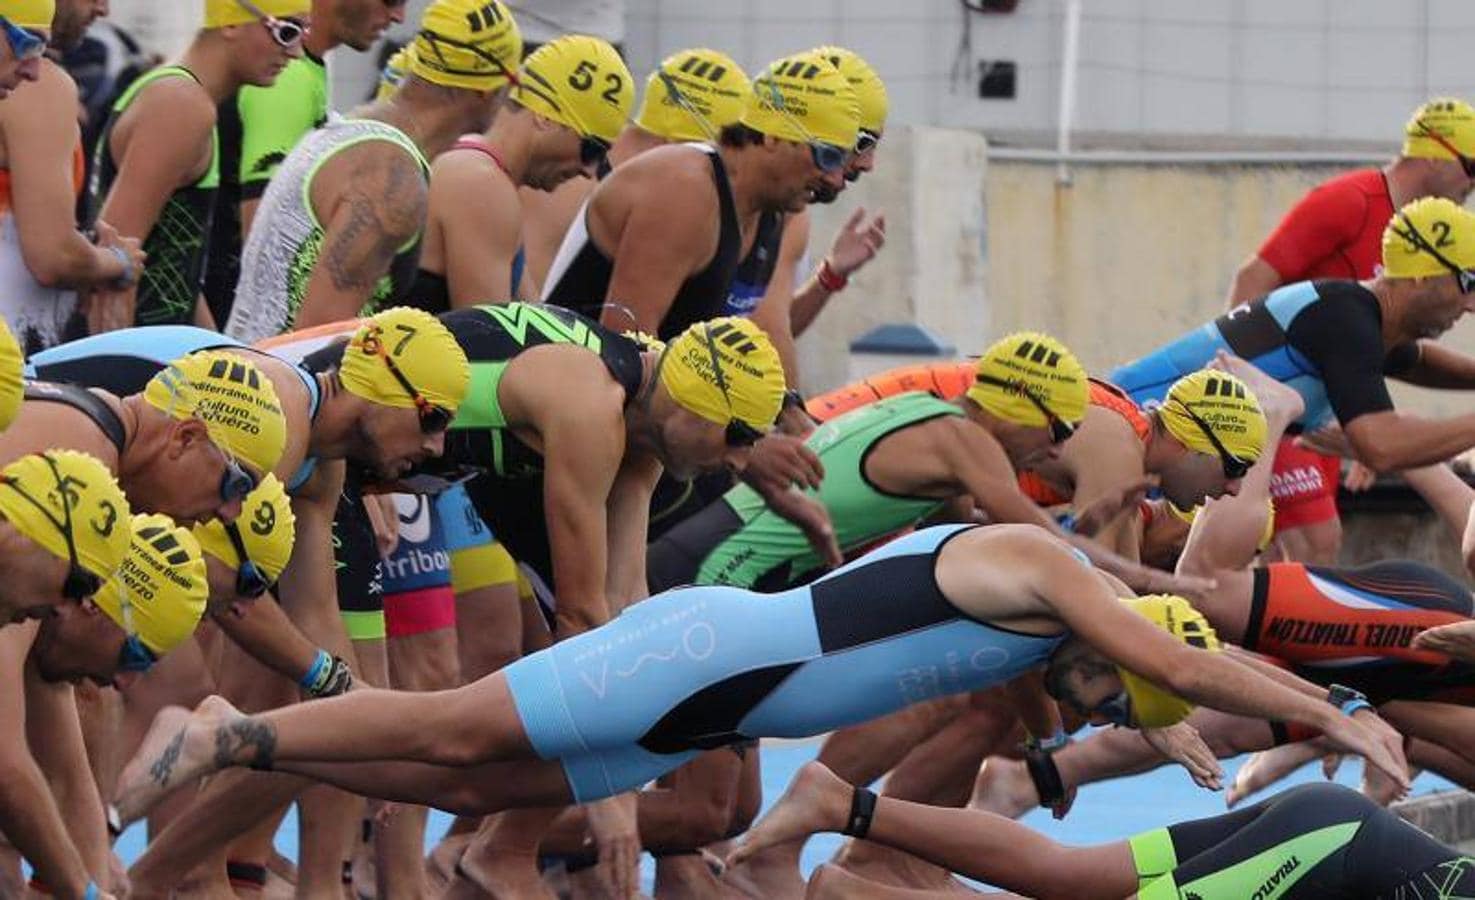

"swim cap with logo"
[635, 48, 751, 143]
[810, 46, 888, 133]
[1402, 98, 1475, 162]
[0, 450, 130, 582]
[0, 0, 53, 29]
[144, 351, 287, 479]
[741, 50, 859, 150]
[95, 514, 207, 655]
[512, 35, 634, 145]
[193, 474, 295, 583]
[377, 45, 414, 101]
[1382, 196, 1475, 279]
[411, 0, 522, 92]
[1116, 594, 1220, 728]
[0, 317, 21, 432]
[1159, 370, 1266, 467]
[966, 332, 1089, 429]
[340, 307, 470, 415]
[204, 0, 309, 28]
[659, 317, 786, 432]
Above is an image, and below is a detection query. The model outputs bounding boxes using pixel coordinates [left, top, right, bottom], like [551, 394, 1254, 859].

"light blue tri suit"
[1108, 280, 1416, 431]
[502, 524, 1069, 802]
[26, 325, 324, 490]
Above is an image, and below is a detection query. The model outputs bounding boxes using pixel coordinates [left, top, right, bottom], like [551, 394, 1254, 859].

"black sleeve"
[1284, 289, 1396, 425]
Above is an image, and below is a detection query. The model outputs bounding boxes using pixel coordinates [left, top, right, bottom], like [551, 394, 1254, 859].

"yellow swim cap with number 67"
[340, 307, 470, 415]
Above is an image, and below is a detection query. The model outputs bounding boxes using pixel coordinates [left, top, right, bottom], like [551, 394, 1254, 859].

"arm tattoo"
[149, 730, 186, 787]
[213, 719, 278, 771]
[322, 152, 427, 293]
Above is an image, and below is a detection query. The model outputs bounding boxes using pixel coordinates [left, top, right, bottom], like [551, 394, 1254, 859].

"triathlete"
[1112, 196, 1475, 474]
[649, 333, 1250, 595]
[84, 0, 308, 328]
[203, 0, 408, 325]
[1225, 98, 1475, 566]
[735, 765, 1473, 900]
[0, 0, 143, 352]
[414, 34, 633, 307]
[224, 0, 522, 340]
[0, 0, 47, 99]
[117, 523, 1410, 830]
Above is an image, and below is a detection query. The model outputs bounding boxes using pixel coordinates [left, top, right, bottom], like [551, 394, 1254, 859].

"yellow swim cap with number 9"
[0, 0, 54, 30]
[635, 48, 751, 142]
[1117, 594, 1220, 728]
[742, 51, 859, 150]
[1382, 196, 1475, 279]
[94, 514, 208, 656]
[193, 474, 296, 584]
[659, 318, 786, 432]
[967, 332, 1089, 430]
[411, 0, 522, 92]
[512, 35, 635, 145]
[0, 450, 130, 583]
[340, 307, 470, 415]
[144, 351, 288, 480]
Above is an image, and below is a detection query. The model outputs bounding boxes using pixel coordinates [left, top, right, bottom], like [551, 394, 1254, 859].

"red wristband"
[817, 258, 848, 293]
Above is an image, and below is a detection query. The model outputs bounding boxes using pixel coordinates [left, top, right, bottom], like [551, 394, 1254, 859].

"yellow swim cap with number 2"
[513, 35, 635, 145]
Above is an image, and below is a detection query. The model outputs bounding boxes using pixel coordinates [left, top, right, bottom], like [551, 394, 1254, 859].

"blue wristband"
[299, 649, 331, 691]
[84, 882, 100, 900]
[1057, 514, 1078, 533]
[1340, 697, 1374, 718]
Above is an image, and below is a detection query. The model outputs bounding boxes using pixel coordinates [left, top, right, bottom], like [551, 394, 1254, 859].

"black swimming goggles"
[696, 325, 766, 448]
[1389, 213, 1475, 295]
[1173, 401, 1251, 481]
[973, 374, 1076, 444]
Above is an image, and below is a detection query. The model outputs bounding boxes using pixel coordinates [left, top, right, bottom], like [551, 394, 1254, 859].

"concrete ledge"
[1394, 791, 1475, 852]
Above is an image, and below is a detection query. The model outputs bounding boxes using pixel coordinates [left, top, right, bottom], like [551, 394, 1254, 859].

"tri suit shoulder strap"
[23, 382, 127, 454]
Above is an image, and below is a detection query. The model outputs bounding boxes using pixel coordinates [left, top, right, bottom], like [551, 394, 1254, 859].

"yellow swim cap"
[635, 48, 751, 143]
[95, 514, 207, 656]
[1166, 498, 1276, 552]
[340, 307, 470, 415]
[659, 317, 786, 432]
[966, 332, 1089, 431]
[1382, 196, 1475, 279]
[1116, 594, 1220, 728]
[811, 46, 888, 134]
[0, 450, 130, 582]
[193, 474, 295, 586]
[0, 0, 53, 30]
[1159, 370, 1266, 468]
[144, 351, 287, 479]
[1402, 98, 1475, 162]
[203, 0, 309, 28]
[411, 0, 522, 92]
[377, 45, 414, 101]
[0, 317, 21, 433]
[741, 50, 859, 150]
[512, 35, 634, 145]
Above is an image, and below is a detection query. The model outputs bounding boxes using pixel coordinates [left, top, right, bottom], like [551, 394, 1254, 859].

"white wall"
[625, 0, 1475, 146]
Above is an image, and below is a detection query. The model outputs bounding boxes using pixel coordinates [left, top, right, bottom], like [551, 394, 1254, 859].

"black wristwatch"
[1326, 684, 1373, 717]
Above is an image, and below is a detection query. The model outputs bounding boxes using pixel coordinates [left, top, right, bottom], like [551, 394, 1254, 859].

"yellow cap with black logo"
[95, 514, 207, 656]
[0, 450, 130, 582]
[340, 307, 470, 415]
[741, 50, 859, 150]
[810, 46, 888, 134]
[193, 473, 295, 584]
[1, 0, 53, 30]
[1159, 370, 1266, 467]
[1117, 594, 1220, 728]
[377, 45, 415, 101]
[0, 317, 21, 433]
[1382, 196, 1475, 279]
[659, 317, 786, 432]
[635, 48, 751, 143]
[144, 351, 287, 480]
[1402, 98, 1475, 161]
[967, 332, 1089, 429]
[512, 35, 634, 145]
[204, 0, 309, 28]
[411, 0, 522, 92]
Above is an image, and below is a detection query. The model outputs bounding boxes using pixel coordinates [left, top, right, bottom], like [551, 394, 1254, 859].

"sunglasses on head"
[973, 374, 1076, 444]
[225, 521, 272, 598]
[855, 128, 881, 155]
[0, 455, 104, 602]
[1413, 119, 1475, 179]
[758, 81, 849, 174]
[696, 326, 766, 448]
[0, 16, 45, 62]
[1174, 401, 1251, 480]
[235, 0, 306, 48]
[1390, 214, 1475, 294]
[361, 330, 454, 434]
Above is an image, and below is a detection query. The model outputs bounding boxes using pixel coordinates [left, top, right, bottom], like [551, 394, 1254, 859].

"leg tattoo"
[214, 719, 278, 771]
[150, 730, 186, 787]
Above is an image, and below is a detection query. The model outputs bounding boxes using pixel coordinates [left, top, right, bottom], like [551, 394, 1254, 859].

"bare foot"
[721, 841, 808, 900]
[1225, 744, 1320, 808]
[967, 757, 1035, 819]
[729, 762, 849, 870]
[807, 863, 955, 899]
[114, 696, 244, 823]
[654, 852, 734, 899]
[1208, 351, 1305, 427]
[448, 850, 555, 900]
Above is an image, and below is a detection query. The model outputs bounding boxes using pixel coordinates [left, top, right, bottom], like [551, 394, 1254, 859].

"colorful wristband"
[816, 258, 848, 292]
[299, 648, 331, 691]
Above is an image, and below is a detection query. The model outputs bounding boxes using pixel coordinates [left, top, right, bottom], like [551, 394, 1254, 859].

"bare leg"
[807, 865, 984, 899]
[445, 809, 562, 900]
[732, 763, 1134, 899]
[1224, 743, 1325, 808]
